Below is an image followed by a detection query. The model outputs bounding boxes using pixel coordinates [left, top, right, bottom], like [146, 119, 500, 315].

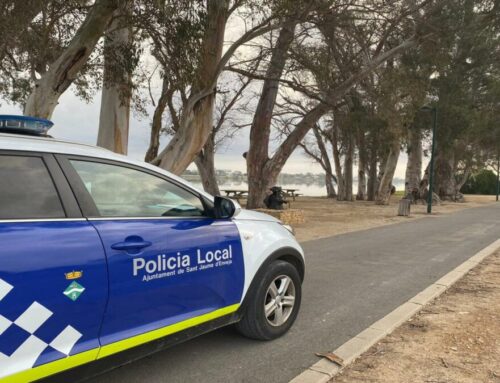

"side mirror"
[214, 196, 238, 219]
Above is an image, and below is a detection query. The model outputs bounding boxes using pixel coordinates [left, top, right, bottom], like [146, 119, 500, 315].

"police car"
[0, 116, 304, 382]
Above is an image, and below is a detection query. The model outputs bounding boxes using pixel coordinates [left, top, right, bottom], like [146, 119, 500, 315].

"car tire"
[236, 260, 302, 340]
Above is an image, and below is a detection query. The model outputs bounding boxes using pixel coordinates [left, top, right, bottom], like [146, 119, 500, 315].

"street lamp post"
[421, 106, 438, 213]
[496, 151, 499, 202]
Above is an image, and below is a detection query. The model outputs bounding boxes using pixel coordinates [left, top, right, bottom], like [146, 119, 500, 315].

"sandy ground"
[287, 195, 496, 243]
[331, 250, 500, 383]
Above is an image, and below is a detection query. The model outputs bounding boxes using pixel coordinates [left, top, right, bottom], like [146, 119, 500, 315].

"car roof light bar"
[0, 115, 54, 136]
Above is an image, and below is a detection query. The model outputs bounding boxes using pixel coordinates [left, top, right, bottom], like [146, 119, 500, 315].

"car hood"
[233, 208, 281, 223]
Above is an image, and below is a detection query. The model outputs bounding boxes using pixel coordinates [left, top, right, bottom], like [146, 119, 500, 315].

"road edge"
[289, 238, 500, 383]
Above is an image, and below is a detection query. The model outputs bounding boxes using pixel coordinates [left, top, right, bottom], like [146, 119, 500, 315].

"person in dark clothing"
[264, 186, 288, 210]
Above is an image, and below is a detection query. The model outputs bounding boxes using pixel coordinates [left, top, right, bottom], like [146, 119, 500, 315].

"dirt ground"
[288, 195, 496, 242]
[331, 250, 500, 383]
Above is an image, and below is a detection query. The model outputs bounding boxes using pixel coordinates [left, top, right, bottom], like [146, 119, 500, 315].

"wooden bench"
[222, 190, 248, 203]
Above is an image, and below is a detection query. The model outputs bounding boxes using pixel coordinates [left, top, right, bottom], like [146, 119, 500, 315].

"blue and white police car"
[0, 116, 304, 382]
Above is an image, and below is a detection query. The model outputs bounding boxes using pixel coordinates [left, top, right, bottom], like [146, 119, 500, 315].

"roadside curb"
[289, 238, 500, 383]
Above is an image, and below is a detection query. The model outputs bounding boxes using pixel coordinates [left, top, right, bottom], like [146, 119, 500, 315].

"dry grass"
[285, 195, 496, 242]
[331, 251, 500, 383]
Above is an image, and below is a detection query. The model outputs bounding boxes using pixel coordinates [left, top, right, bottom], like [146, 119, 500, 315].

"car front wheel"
[236, 260, 302, 340]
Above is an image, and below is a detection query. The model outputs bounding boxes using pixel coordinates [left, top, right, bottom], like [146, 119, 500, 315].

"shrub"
[461, 169, 498, 195]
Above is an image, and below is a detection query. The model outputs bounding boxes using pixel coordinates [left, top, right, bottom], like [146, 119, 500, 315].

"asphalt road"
[88, 203, 500, 383]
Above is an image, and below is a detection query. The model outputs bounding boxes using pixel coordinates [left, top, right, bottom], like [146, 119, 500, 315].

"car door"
[59, 156, 245, 355]
[0, 152, 108, 381]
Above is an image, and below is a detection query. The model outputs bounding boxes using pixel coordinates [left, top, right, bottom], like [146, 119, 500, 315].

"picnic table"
[283, 188, 301, 201]
[222, 189, 248, 202]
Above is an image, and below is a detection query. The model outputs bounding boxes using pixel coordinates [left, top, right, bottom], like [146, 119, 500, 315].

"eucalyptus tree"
[0, 0, 118, 118]
[0, 1, 45, 67]
[142, 0, 287, 176]
[423, 0, 500, 199]
[300, 122, 338, 198]
[194, 75, 252, 195]
[97, 0, 136, 154]
[235, 0, 436, 208]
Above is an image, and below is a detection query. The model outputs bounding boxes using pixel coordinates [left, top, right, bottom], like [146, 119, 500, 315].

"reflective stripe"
[0, 304, 239, 383]
[98, 304, 240, 358]
[1, 348, 98, 383]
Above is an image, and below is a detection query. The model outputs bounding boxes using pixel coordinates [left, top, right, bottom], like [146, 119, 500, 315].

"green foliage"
[0, 1, 103, 106]
[138, 0, 207, 90]
[461, 169, 499, 195]
[429, 0, 499, 156]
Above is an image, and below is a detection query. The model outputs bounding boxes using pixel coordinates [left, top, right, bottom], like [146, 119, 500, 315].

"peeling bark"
[434, 150, 463, 200]
[366, 128, 379, 201]
[329, 125, 346, 201]
[344, 129, 354, 201]
[325, 172, 337, 198]
[404, 125, 422, 196]
[246, 18, 299, 208]
[356, 131, 368, 200]
[194, 133, 220, 196]
[145, 78, 171, 163]
[245, 30, 419, 207]
[156, 0, 229, 175]
[313, 125, 337, 198]
[24, 0, 118, 118]
[97, 3, 133, 154]
[375, 141, 400, 205]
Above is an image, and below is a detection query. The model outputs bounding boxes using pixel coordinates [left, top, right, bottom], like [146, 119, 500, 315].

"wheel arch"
[239, 247, 304, 314]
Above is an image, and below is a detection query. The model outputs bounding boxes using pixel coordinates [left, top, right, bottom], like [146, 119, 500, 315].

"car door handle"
[111, 238, 152, 251]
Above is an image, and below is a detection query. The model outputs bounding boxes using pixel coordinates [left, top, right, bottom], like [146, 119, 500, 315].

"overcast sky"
[0, 11, 418, 181]
[0, 87, 416, 180]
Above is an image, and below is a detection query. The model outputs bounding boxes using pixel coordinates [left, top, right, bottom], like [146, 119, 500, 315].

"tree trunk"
[375, 141, 400, 205]
[330, 125, 346, 201]
[24, 0, 118, 118]
[367, 157, 378, 201]
[246, 18, 298, 209]
[366, 129, 379, 201]
[194, 133, 220, 196]
[312, 125, 336, 198]
[249, 103, 328, 208]
[325, 172, 337, 198]
[97, 3, 133, 154]
[404, 125, 422, 196]
[456, 168, 471, 195]
[157, 90, 217, 174]
[434, 150, 458, 200]
[356, 131, 367, 200]
[244, 27, 419, 208]
[145, 78, 171, 163]
[156, 0, 228, 175]
[344, 129, 354, 201]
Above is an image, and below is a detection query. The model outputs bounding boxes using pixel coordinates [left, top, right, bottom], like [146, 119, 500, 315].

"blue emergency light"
[0, 115, 54, 136]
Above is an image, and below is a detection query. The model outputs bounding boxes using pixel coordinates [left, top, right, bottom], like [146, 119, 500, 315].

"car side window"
[0, 155, 65, 219]
[70, 160, 206, 218]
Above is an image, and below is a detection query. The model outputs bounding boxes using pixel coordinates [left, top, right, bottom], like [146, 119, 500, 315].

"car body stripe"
[1, 304, 239, 383]
[1, 348, 98, 383]
[97, 304, 240, 358]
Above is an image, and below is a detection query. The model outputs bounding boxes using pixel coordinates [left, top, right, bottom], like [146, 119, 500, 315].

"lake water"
[189, 179, 328, 196]
[185, 175, 405, 197]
